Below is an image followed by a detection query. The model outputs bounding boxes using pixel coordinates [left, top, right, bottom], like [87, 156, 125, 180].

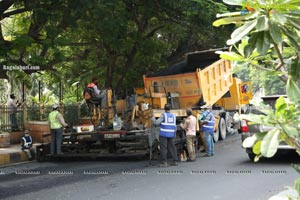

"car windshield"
[246, 107, 267, 115]
[245, 95, 286, 115]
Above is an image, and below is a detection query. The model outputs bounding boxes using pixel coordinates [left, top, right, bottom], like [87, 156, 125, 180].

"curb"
[0, 151, 28, 166]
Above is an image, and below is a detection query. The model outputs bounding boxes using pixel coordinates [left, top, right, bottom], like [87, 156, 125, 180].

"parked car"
[240, 95, 295, 161]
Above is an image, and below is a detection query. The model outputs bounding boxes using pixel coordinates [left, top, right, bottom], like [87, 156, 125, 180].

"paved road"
[0, 133, 299, 200]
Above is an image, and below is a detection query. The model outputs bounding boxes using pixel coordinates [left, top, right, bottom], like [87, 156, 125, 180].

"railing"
[0, 105, 24, 132]
[0, 103, 91, 132]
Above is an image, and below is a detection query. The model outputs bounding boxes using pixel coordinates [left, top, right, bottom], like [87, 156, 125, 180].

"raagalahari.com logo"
[3, 65, 40, 71]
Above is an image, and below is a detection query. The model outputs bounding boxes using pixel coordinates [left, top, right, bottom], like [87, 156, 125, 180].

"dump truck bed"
[144, 55, 233, 109]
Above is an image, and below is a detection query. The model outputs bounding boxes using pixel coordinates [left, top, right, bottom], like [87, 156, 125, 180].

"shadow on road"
[242, 152, 300, 165]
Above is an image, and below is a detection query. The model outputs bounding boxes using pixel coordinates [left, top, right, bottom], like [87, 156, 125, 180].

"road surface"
[0, 133, 299, 200]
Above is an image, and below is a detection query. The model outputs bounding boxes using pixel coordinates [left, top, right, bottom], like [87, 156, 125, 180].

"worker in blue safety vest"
[200, 104, 215, 157]
[152, 103, 178, 167]
[21, 129, 35, 160]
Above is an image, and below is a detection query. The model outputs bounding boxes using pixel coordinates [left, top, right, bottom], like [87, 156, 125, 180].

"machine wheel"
[36, 143, 50, 162]
[219, 117, 227, 140]
[213, 127, 219, 143]
[149, 140, 160, 160]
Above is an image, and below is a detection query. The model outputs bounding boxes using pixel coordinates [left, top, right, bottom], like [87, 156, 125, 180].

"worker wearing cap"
[200, 104, 215, 157]
[21, 129, 35, 160]
[180, 108, 197, 161]
[48, 104, 68, 155]
[152, 103, 178, 167]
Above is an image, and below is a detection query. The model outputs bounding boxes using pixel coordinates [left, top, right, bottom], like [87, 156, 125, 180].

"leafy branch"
[213, 0, 300, 161]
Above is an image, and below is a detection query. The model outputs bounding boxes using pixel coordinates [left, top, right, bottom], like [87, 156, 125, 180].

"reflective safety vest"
[160, 112, 176, 138]
[22, 136, 32, 148]
[198, 110, 208, 121]
[200, 111, 215, 133]
[49, 110, 62, 129]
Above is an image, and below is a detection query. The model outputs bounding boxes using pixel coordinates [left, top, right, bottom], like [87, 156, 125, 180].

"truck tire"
[219, 117, 227, 140]
[213, 128, 219, 143]
[248, 153, 255, 161]
[225, 112, 233, 133]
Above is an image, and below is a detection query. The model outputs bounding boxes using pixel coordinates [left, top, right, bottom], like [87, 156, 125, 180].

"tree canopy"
[0, 0, 230, 98]
[214, 0, 300, 87]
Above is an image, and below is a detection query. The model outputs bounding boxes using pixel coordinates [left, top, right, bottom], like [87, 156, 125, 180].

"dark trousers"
[50, 128, 63, 155]
[10, 113, 18, 130]
[159, 136, 178, 163]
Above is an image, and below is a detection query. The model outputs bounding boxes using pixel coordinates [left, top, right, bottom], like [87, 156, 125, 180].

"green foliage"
[242, 96, 300, 161]
[287, 79, 300, 103]
[30, 89, 58, 107]
[213, 0, 300, 81]
[215, 1, 300, 166]
[295, 178, 300, 198]
[291, 164, 300, 198]
[1, 0, 230, 102]
[261, 128, 281, 157]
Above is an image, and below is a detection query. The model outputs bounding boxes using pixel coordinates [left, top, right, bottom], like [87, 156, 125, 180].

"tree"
[235, 63, 287, 95]
[0, 0, 231, 100]
[213, 0, 300, 160]
[213, 0, 300, 84]
[0, 0, 82, 75]
[56, 0, 231, 93]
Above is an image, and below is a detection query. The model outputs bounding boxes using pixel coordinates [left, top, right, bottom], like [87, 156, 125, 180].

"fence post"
[23, 104, 28, 130]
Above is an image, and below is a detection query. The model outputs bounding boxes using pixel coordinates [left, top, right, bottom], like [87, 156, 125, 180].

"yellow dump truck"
[136, 49, 252, 142]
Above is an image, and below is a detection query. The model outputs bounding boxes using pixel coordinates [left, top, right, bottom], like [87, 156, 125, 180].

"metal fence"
[0, 105, 24, 132]
[0, 103, 91, 132]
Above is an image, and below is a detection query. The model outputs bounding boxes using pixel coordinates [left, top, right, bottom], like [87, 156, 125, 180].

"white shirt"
[180, 115, 196, 136]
